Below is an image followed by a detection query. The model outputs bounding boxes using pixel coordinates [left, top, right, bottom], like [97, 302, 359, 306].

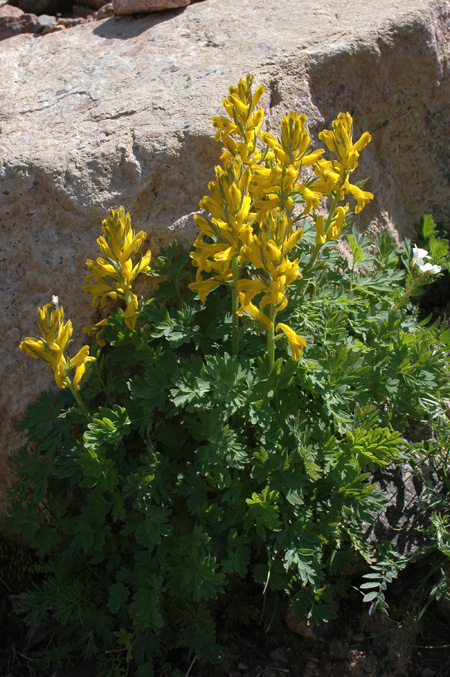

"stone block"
[113, 0, 190, 14]
[0, 4, 36, 39]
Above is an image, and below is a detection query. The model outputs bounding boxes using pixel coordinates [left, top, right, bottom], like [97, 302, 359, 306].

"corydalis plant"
[83, 206, 152, 339]
[189, 74, 373, 368]
[19, 299, 95, 407]
[20, 208, 151, 408]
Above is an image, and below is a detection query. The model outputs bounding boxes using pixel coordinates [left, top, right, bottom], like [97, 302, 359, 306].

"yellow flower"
[83, 207, 151, 308]
[236, 295, 274, 330]
[342, 180, 374, 214]
[83, 318, 109, 347]
[20, 302, 95, 390]
[83, 207, 151, 334]
[327, 205, 349, 240]
[275, 322, 306, 360]
[319, 113, 371, 173]
[71, 345, 95, 391]
[297, 185, 322, 214]
[315, 216, 327, 245]
[263, 112, 324, 169]
[123, 293, 139, 331]
[189, 276, 230, 303]
[211, 74, 265, 164]
[311, 158, 342, 196]
[236, 279, 267, 304]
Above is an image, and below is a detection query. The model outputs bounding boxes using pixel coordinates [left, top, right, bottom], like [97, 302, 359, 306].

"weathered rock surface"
[113, 0, 190, 14]
[35, 13, 59, 33]
[0, 4, 36, 39]
[95, 2, 114, 19]
[0, 0, 449, 519]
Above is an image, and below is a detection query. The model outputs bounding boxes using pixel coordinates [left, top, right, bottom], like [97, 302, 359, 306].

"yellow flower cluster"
[83, 207, 152, 337]
[211, 73, 265, 165]
[20, 300, 95, 391]
[20, 208, 151, 398]
[189, 75, 373, 363]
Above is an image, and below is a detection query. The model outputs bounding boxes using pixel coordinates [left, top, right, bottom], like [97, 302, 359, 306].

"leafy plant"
[8, 75, 450, 675]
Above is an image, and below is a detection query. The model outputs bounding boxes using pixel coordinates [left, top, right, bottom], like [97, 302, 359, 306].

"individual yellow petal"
[236, 296, 273, 330]
[53, 363, 68, 389]
[251, 85, 265, 109]
[71, 346, 96, 391]
[83, 318, 109, 347]
[298, 185, 322, 214]
[345, 181, 374, 213]
[276, 322, 306, 360]
[188, 277, 221, 302]
[284, 228, 303, 251]
[327, 205, 349, 241]
[301, 148, 325, 167]
[20, 337, 46, 361]
[236, 279, 266, 304]
[124, 294, 139, 330]
[315, 216, 327, 245]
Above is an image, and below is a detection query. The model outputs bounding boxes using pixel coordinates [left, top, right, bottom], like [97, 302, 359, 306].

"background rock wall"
[0, 0, 449, 519]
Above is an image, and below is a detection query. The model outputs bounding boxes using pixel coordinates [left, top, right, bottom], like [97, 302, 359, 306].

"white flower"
[412, 245, 430, 268]
[412, 245, 441, 274]
[418, 262, 441, 274]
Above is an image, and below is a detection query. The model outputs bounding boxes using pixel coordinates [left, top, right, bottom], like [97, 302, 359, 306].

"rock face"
[113, 0, 190, 14]
[0, 4, 36, 39]
[0, 0, 449, 519]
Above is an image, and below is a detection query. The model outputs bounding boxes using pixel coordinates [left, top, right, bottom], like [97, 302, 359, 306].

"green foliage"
[406, 415, 450, 616]
[8, 225, 450, 674]
[0, 533, 37, 595]
[359, 543, 410, 616]
[414, 214, 449, 269]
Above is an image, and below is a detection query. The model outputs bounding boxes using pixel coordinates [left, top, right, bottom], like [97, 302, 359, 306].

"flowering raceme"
[211, 73, 265, 165]
[83, 207, 152, 334]
[20, 299, 95, 391]
[189, 74, 373, 365]
[314, 113, 374, 213]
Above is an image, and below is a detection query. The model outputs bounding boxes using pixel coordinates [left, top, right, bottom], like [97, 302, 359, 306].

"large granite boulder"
[0, 0, 449, 519]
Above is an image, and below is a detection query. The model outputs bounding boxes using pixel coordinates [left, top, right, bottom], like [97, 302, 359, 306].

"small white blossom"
[412, 246, 441, 274]
[418, 262, 441, 274]
[412, 246, 430, 268]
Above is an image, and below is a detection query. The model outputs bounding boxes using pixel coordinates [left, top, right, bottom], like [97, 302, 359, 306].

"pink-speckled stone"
[113, 0, 190, 14]
[0, 4, 36, 40]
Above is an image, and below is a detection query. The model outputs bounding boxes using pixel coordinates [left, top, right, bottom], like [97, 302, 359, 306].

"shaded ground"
[2, 559, 450, 677]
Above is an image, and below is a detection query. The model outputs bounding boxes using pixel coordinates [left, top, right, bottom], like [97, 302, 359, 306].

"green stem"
[231, 255, 240, 358]
[297, 193, 342, 295]
[323, 193, 340, 235]
[67, 381, 90, 418]
[267, 306, 276, 371]
[395, 276, 421, 311]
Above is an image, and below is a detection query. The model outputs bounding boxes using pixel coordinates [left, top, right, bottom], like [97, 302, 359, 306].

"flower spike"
[20, 301, 95, 391]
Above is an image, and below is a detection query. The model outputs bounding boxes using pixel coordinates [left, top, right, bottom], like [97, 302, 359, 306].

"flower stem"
[395, 276, 421, 311]
[66, 381, 90, 418]
[231, 255, 240, 358]
[297, 194, 341, 294]
[267, 306, 276, 370]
